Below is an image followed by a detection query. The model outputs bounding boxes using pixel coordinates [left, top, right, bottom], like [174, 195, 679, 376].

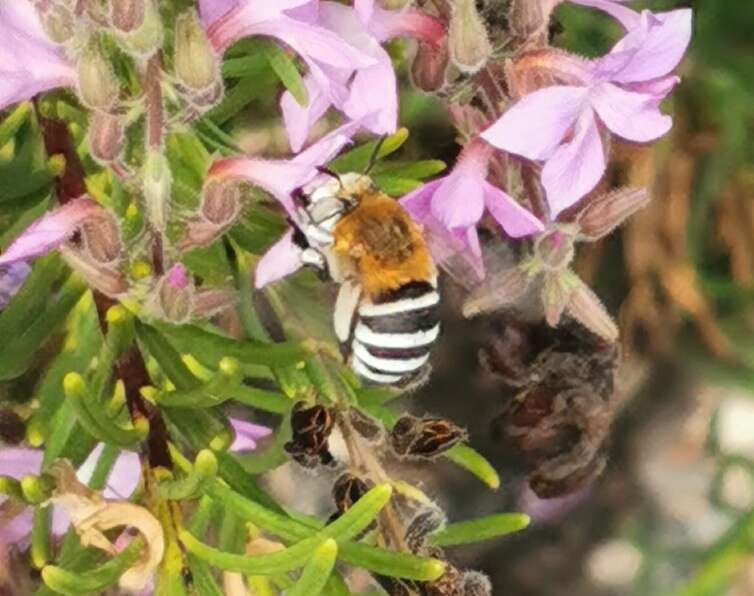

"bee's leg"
[303, 223, 334, 248]
[300, 248, 330, 281]
[333, 280, 362, 345]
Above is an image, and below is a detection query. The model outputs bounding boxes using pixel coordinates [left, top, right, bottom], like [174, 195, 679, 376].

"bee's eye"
[292, 187, 309, 207]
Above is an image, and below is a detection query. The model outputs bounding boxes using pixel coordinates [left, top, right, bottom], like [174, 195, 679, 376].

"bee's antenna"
[315, 166, 343, 189]
[364, 135, 387, 175]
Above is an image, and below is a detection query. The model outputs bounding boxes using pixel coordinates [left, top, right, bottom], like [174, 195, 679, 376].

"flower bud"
[201, 179, 241, 225]
[576, 187, 650, 241]
[509, 0, 562, 41]
[157, 264, 192, 323]
[448, 0, 492, 74]
[60, 245, 129, 296]
[41, 5, 76, 44]
[109, 0, 146, 33]
[80, 213, 122, 264]
[116, 0, 163, 57]
[87, 112, 125, 164]
[532, 226, 577, 272]
[411, 39, 449, 92]
[77, 46, 120, 111]
[143, 150, 172, 232]
[174, 10, 221, 105]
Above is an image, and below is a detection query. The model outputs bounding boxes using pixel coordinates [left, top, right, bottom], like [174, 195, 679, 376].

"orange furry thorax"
[332, 191, 435, 298]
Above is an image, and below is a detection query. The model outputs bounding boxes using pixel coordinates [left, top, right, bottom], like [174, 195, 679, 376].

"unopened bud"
[116, 0, 162, 57]
[157, 264, 192, 323]
[462, 572, 493, 596]
[88, 112, 125, 164]
[77, 46, 120, 111]
[174, 10, 221, 105]
[565, 278, 619, 342]
[143, 150, 172, 232]
[60, 245, 129, 296]
[448, 0, 492, 74]
[109, 0, 146, 33]
[411, 39, 449, 92]
[532, 226, 577, 272]
[41, 5, 76, 44]
[193, 288, 236, 319]
[576, 187, 650, 240]
[202, 179, 241, 225]
[509, 0, 562, 41]
[80, 213, 122, 264]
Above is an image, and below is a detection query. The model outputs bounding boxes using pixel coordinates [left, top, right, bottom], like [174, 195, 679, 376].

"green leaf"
[429, 513, 530, 547]
[31, 506, 52, 569]
[331, 129, 410, 173]
[287, 539, 338, 596]
[148, 357, 243, 408]
[136, 320, 199, 390]
[259, 41, 308, 106]
[0, 274, 87, 381]
[0, 101, 32, 148]
[41, 538, 144, 596]
[338, 543, 445, 581]
[154, 322, 310, 369]
[444, 445, 501, 490]
[158, 450, 218, 500]
[371, 175, 422, 197]
[376, 160, 447, 180]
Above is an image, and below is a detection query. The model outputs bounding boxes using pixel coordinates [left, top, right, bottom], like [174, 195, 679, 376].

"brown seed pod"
[348, 407, 384, 443]
[391, 415, 467, 460]
[332, 473, 372, 514]
[404, 507, 446, 554]
[284, 402, 336, 468]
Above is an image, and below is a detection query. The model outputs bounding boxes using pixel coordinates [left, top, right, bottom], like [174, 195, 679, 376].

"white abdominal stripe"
[350, 281, 440, 385]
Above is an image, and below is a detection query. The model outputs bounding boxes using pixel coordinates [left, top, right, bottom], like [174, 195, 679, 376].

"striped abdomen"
[350, 281, 440, 385]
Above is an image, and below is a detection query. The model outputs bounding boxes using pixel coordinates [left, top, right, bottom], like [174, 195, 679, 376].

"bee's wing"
[333, 279, 362, 344]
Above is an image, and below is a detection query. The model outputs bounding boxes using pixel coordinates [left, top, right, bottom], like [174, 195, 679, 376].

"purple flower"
[400, 140, 543, 279]
[0, 198, 104, 268]
[0, 1, 76, 111]
[200, 0, 376, 110]
[481, 5, 692, 216]
[280, 1, 445, 151]
[228, 418, 272, 452]
[0, 445, 141, 548]
[206, 123, 356, 288]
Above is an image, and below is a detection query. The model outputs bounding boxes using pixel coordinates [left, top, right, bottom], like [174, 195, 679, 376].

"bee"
[291, 172, 441, 387]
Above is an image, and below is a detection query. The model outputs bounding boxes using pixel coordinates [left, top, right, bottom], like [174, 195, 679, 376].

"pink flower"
[400, 140, 543, 279]
[0, 198, 103, 267]
[481, 5, 692, 216]
[281, 0, 445, 151]
[228, 418, 272, 452]
[0, 1, 77, 111]
[0, 445, 141, 547]
[0, 263, 31, 310]
[207, 123, 356, 288]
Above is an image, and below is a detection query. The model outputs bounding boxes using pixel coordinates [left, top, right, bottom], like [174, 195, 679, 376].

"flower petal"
[483, 183, 544, 238]
[606, 9, 692, 83]
[229, 418, 272, 452]
[568, 0, 640, 30]
[354, 0, 375, 25]
[482, 86, 590, 161]
[542, 111, 605, 217]
[0, 198, 102, 267]
[281, 75, 333, 153]
[400, 179, 443, 223]
[75, 445, 142, 500]
[198, 0, 239, 27]
[0, 262, 31, 310]
[342, 52, 398, 136]
[0, 447, 42, 479]
[590, 82, 672, 143]
[255, 230, 304, 288]
[0, 1, 76, 110]
[430, 171, 485, 229]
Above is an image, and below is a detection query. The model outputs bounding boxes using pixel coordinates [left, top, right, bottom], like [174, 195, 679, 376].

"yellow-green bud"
[143, 150, 172, 232]
[87, 112, 125, 164]
[116, 0, 163, 57]
[449, 0, 493, 74]
[77, 46, 120, 111]
[109, 0, 146, 33]
[174, 10, 221, 105]
[41, 5, 75, 44]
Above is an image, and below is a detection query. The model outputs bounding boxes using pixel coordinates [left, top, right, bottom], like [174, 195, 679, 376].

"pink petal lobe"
[0, 198, 101, 267]
[542, 111, 605, 217]
[354, 0, 375, 25]
[482, 86, 590, 161]
[342, 52, 398, 136]
[430, 171, 485, 229]
[229, 418, 272, 452]
[0, 447, 43, 480]
[590, 82, 672, 143]
[606, 9, 692, 83]
[568, 0, 640, 30]
[198, 0, 239, 27]
[483, 183, 544, 238]
[255, 230, 303, 289]
[281, 75, 333, 152]
[400, 180, 443, 222]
